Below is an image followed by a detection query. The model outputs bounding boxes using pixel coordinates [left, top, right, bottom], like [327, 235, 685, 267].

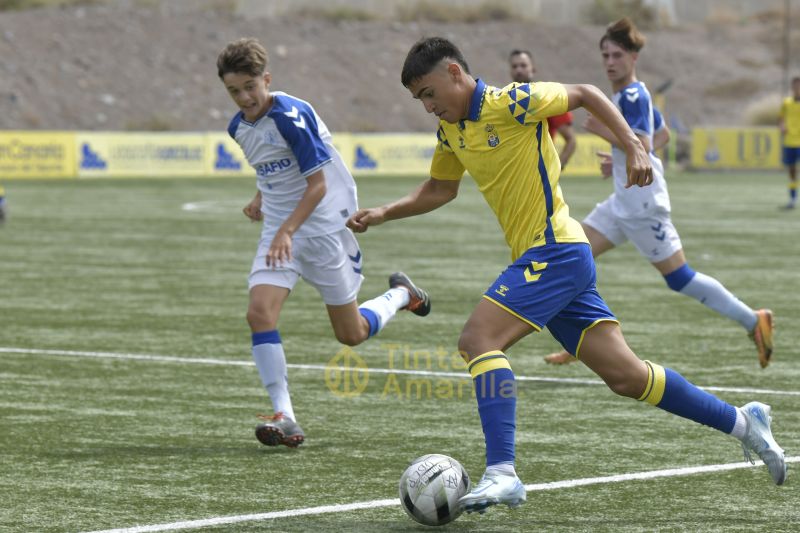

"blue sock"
[468, 351, 517, 467]
[638, 361, 736, 433]
[358, 308, 380, 338]
[790, 184, 797, 202]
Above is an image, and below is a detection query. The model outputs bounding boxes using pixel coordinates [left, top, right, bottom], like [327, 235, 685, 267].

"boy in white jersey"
[217, 38, 431, 448]
[544, 18, 774, 368]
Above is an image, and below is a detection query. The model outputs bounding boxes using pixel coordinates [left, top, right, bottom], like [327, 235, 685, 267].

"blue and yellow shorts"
[483, 242, 617, 358]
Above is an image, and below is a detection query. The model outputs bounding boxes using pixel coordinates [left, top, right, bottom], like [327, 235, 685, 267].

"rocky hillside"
[0, 1, 795, 133]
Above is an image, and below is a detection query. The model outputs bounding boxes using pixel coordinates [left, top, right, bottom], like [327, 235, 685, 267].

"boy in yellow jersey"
[780, 76, 800, 209]
[348, 37, 786, 515]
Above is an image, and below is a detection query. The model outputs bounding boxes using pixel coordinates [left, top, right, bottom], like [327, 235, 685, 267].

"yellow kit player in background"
[780, 76, 800, 210]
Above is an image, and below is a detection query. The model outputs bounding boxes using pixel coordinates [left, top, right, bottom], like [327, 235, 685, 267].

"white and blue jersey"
[610, 81, 670, 217]
[228, 91, 357, 238]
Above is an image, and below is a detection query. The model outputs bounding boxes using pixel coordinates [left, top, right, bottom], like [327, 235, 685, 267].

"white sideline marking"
[2, 346, 799, 397]
[181, 200, 244, 213]
[84, 457, 800, 533]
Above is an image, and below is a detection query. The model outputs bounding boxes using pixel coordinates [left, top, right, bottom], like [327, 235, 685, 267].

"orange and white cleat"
[750, 309, 774, 369]
[389, 272, 431, 317]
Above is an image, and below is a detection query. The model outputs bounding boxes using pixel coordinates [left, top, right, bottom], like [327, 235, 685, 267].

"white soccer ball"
[398, 454, 471, 526]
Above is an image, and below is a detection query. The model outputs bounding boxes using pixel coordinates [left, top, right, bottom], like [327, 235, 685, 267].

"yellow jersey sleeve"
[505, 82, 569, 126]
[782, 97, 800, 147]
[430, 125, 465, 180]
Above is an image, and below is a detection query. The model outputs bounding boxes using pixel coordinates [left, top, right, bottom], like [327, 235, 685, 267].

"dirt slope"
[0, 2, 793, 133]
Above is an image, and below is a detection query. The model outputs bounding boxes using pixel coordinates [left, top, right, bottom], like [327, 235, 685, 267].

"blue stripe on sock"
[474, 367, 517, 466]
[657, 368, 736, 433]
[252, 330, 281, 346]
[359, 308, 380, 337]
[663, 263, 696, 292]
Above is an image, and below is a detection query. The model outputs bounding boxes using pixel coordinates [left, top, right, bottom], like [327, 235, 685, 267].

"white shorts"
[583, 196, 683, 263]
[248, 228, 364, 306]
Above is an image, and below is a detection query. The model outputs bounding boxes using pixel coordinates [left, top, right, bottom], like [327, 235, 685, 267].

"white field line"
[181, 200, 245, 212]
[2, 346, 799, 397]
[84, 457, 800, 533]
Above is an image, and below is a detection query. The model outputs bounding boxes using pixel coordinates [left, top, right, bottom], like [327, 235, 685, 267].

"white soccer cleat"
[739, 402, 787, 486]
[457, 470, 526, 514]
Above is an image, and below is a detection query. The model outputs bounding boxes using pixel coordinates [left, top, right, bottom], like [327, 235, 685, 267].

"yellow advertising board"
[330, 133, 355, 172]
[76, 132, 208, 177]
[346, 134, 436, 176]
[205, 131, 358, 178]
[205, 133, 251, 176]
[0, 131, 75, 178]
[344, 132, 611, 178]
[554, 134, 612, 177]
[691, 128, 781, 169]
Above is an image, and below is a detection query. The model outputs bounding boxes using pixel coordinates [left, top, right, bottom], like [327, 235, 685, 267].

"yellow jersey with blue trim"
[430, 79, 587, 261]
[781, 96, 800, 147]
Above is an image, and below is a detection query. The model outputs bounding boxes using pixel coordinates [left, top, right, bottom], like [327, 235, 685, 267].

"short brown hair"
[217, 38, 268, 79]
[600, 17, 646, 52]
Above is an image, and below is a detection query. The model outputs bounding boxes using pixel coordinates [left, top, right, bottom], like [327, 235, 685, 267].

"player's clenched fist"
[347, 207, 387, 233]
[624, 143, 653, 188]
[243, 193, 263, 222]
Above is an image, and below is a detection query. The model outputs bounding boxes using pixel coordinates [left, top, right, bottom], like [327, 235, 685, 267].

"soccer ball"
[398, 454, 470, 527]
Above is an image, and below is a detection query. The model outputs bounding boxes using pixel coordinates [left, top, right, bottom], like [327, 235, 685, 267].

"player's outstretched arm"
[565, 83, 652, 188]
[347, 177, 460, 233]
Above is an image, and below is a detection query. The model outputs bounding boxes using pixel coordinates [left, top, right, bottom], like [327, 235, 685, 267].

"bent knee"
[246, 306, 279, 331]
[334, 330, 366, 347]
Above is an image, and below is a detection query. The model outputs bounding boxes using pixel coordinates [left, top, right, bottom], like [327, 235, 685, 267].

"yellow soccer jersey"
[781, 97, 800, 147]
[430, 79, 587, 261]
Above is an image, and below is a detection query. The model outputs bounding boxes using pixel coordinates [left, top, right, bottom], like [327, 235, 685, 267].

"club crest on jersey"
[264, 131, 280, 145]
[458, 136, 466, 149]
[485, 124, 500, 147]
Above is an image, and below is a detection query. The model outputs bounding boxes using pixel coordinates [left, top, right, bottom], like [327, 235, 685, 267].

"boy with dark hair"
[348, 36, 786, 515]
